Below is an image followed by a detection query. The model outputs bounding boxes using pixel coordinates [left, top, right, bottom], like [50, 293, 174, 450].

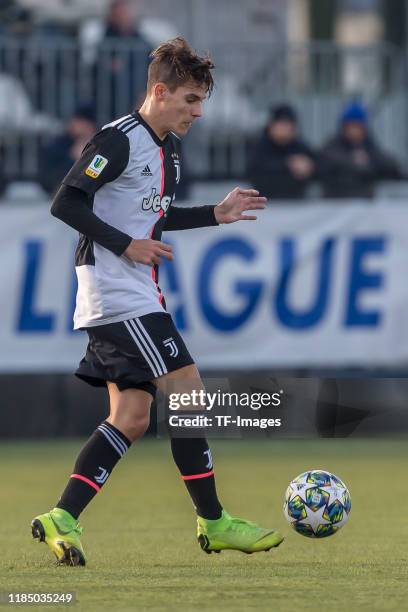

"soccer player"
[31, 37, 284, 566]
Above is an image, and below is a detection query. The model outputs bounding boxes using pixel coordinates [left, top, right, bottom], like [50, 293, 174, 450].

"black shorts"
[75, 312, 195, 399]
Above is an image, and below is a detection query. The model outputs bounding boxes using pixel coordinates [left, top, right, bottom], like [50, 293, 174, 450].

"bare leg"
[106, 382, 153, 442]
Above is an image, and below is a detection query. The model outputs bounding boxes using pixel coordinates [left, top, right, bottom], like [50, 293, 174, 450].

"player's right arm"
[51, 127, 172, 265]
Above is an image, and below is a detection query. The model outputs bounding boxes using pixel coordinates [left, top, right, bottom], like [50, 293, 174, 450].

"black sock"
[171, 437, 223, 520]
[56, 421, 131, 519]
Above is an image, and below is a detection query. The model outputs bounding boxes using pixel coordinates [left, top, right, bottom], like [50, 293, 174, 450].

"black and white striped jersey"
[58, 111, 217, 329]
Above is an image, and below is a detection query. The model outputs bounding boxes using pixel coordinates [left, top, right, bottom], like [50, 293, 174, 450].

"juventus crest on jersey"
[62, 112, 182, 329]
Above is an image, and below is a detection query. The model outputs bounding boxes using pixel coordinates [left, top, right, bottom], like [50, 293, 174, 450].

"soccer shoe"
[31, 508, 86, 566]
[197, 510, 284, 554]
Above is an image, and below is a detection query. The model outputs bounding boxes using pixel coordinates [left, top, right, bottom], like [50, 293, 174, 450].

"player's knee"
[109, 406, 151, 442]
[156, 364, 206, 407]
[135, 413, 151, 437]
[123, 413, 151, 441]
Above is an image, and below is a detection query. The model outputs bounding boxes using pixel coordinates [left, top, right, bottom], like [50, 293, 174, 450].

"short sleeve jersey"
[63, 112, 181, 329]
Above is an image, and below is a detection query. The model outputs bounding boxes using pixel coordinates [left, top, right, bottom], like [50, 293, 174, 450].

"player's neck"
[137, 104, 168, 141]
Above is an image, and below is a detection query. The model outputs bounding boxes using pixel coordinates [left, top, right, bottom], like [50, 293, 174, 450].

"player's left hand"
[214, 187, 267, 224]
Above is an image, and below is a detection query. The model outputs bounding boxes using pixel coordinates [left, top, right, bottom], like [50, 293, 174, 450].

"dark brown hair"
[147, 37, 215, 95]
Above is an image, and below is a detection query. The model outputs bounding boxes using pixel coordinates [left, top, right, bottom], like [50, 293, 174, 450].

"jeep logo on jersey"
[142, 188, 172, 213]
[85, 155, 109, 179]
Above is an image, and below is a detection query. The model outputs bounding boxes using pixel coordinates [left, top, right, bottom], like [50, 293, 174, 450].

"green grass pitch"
[1, 438, 407, 611]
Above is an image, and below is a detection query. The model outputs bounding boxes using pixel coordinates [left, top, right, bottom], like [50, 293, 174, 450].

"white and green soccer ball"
[284, 470, 351, 538]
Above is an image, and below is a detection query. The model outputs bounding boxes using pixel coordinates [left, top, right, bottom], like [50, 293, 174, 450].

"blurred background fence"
[1, 38, 408, 181]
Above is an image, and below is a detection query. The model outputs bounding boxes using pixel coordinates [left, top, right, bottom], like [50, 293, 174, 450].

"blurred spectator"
[98, 0, 151, 120]
[0, 1, 76, 114]
[247, 104, 316, 200]
[39, 105, 97, 196]
[320, 102, 404, 199]
[0, 0, 33, 36]
[105, 0, 146, 41]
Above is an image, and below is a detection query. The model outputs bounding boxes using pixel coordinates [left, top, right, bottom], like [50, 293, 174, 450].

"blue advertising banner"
[1, 202, 407, 371]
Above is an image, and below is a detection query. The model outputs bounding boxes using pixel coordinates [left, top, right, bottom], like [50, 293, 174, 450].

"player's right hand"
[123, 239, 173, 265]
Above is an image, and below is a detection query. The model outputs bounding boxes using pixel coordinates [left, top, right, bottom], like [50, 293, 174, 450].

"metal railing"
[0, 35, 407, 182]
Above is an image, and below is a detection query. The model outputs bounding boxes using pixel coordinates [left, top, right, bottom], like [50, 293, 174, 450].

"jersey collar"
[133, 111, 168, 147]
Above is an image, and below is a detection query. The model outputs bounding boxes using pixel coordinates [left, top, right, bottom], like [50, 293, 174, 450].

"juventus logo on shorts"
[163, 337, 179, 357]
[94, 466, 110, 484]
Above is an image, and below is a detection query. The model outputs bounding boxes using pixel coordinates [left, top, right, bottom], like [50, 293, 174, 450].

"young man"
[31, 37, 284, 566]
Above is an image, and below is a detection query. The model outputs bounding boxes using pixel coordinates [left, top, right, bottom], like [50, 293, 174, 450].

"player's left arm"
[164, 204, 218, 231]
[164, 187, 266, 231]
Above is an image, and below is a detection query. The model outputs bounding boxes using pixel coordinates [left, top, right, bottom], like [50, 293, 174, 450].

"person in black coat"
[39, 105, 97, 196]
[319, 102, 404, 199]
[247, 104, 316, 200]
[98, 0, 151, 121]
